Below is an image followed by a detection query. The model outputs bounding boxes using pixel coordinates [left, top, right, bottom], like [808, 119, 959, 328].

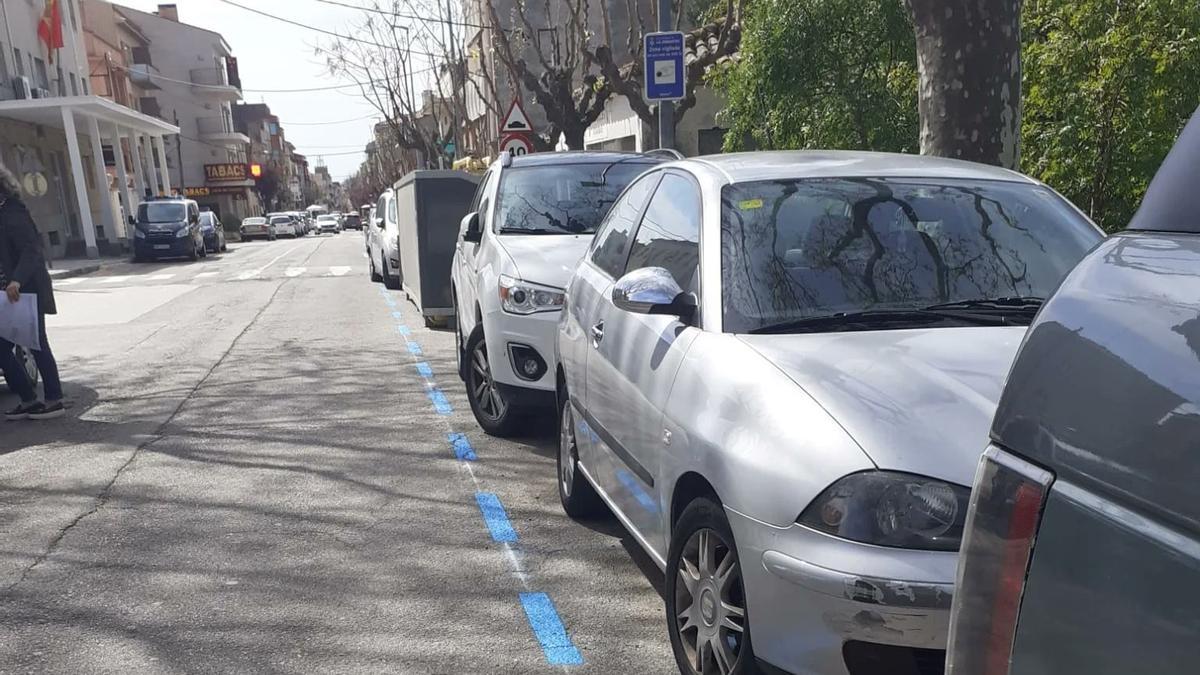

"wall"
[0, 0, 92, 99]
[584, 86, 728, 157]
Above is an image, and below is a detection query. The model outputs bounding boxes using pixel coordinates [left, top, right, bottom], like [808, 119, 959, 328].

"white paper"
[0, 294, 39, 351]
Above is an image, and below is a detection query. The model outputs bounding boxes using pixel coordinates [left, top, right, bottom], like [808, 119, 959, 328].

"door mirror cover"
[612, 267, 696, 320]
[461, 211, 483, 243]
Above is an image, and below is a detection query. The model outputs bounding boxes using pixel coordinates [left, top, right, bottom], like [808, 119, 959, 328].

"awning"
[0, 95, 178, 135]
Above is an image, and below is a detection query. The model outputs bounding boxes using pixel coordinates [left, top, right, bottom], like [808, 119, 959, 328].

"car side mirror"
[612, 267, 697, 321]
[461, 211, 482, 243]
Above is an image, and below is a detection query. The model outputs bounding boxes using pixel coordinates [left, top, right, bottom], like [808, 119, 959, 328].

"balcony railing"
[197, 115, 234, 135]
[189, 67, 235, 89]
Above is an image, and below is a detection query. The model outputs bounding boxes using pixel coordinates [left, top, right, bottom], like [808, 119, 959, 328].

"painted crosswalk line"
[147, 273, 175, 281]
[285, 267, 306, 277]
[328, 266, 351, 276]
[99, 276, 131, 284]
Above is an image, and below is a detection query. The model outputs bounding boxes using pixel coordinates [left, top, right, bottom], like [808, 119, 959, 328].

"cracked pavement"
[0, 234, 674, 674]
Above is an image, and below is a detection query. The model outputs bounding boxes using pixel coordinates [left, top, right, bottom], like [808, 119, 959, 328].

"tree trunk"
[904, 0, 1023, 169]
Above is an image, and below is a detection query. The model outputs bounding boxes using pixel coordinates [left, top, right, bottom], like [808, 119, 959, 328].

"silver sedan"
[554, 151, 1104, 675]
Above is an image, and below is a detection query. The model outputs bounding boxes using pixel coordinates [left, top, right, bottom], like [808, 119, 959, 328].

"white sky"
[118, 0, 401, 181]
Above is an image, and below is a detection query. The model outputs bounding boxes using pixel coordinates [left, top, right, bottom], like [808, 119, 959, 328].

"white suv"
[368, 189, 401, 289]
[451, 151, 661, 436]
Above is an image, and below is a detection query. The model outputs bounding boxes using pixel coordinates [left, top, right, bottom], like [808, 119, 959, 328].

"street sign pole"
[657, 0, 675, 150]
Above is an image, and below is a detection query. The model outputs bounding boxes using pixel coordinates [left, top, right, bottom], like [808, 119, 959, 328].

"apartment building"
[0, 0, 178, 258]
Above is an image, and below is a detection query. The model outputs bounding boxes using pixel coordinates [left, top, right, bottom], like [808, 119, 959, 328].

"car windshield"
[721, 177, 1103, 333]
[318, 216, 336, 222]
[345, 215, 360, 224]
[494, 161, 656, 234]
[139, 203, 186, 223]
[270, 216, 291, 224]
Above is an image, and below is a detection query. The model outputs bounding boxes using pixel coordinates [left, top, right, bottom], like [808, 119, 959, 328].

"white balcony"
[189, 68, 241, 101]
[196, 116, 250, 147]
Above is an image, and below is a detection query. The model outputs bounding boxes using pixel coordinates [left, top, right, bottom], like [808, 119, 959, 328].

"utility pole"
[657, 0, 675, 150]
[173, 111, 184, 196]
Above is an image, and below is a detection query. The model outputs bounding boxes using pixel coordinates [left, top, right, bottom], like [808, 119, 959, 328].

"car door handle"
[590, 321, 604, 347]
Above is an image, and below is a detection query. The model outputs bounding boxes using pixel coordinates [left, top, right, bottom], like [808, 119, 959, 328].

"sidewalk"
[48, 254, 128, 280]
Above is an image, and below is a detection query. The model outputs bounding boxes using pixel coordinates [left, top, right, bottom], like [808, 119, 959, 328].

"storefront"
[185, 162, 260, 223]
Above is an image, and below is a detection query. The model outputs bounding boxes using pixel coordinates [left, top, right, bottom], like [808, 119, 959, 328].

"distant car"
[368, 190, 401, 289]
[240, 216, 275, 241]
[343, 213, 362, 230]
[268, 213, 298, 238]
[316, 214, 341, 234]
[947, 111, 1200, 675]
[132, 198, 207, 262]
[198, 211, 228, 253]
[451, 150, 662, 435]
[554, 151, 1103, 675]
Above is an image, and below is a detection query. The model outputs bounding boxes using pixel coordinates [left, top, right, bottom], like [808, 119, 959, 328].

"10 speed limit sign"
[499, 133, 534, 156]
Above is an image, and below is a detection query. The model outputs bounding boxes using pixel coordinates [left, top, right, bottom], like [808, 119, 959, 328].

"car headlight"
[498, 274, 565, 314]
[175, 227, 192, 238]
[798, 470, 970, 551]
[134, 229, 146, 239]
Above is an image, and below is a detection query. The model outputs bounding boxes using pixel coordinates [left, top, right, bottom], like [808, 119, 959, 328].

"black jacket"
[0, 196, 56, 315]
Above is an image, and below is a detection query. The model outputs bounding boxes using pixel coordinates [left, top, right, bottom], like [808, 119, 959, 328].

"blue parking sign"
[643, 32, 686, 102]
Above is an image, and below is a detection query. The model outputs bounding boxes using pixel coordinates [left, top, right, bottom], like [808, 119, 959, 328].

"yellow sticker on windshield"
[738, 198, 763, 210]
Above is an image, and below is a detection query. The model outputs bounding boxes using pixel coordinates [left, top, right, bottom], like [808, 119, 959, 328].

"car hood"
[499, 234, 593, 289]
[739, 327, 1026, 486]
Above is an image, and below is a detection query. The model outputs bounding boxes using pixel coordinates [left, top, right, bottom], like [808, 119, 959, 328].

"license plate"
[154, 244, 171, 250]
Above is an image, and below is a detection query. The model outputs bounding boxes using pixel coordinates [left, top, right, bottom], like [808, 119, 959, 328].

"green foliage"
[1022, 0, 1200, 231]
[709, 0, 919, 153]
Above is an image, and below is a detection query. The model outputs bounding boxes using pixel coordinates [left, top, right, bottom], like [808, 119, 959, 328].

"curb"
[48, 263, 107, 280]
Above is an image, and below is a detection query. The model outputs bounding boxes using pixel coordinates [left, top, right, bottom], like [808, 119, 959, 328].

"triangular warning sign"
[500, 99, 533, 134]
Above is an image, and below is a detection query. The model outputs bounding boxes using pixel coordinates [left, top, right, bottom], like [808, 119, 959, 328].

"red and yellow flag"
[37, 0, 65, 64]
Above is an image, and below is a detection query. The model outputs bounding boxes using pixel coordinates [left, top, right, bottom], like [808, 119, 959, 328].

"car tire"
[382, 255, 401, 290]
[369, 253, 382, 282]
[557, 394, 604, 518]
[666, 498, 759, 675]
[464, 325, 523, 437]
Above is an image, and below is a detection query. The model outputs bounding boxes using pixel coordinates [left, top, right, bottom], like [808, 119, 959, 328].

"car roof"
[682, 150, 1036, 185]
[508, 150, 660, 168]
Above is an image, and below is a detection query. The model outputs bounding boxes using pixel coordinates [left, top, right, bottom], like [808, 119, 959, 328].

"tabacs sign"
[204, 163, 248, 183]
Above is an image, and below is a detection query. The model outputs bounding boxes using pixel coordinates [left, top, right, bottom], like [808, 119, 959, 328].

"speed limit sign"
[499, 133, 534, 156]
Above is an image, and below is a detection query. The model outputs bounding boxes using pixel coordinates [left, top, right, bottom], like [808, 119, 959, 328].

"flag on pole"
[37, 0, 64, 65]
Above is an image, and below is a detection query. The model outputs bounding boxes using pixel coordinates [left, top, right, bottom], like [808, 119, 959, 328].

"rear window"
[494, 161, 657, 235]
[270, 216, 291, 224]
[345, 214, 361, 224]
[243, 217, 266, 224]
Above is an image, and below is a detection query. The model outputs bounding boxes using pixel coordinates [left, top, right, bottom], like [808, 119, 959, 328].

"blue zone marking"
[391, 310, 403, 320]
[407, 341, 423, 356]
[519, 592, 584, 666]
[448, 433, 477, 461]
[416, 362, 434, 378]
[475, 492, 518, 543]
[397, 325, 412, 336]
[426, 385, 452, 415]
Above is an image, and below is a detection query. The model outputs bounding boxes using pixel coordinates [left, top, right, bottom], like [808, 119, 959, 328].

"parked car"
[368, 189, 401, 290]
[363, 205, 376, 254]
[267, 213, 298, 238]
[946, 113, 1200, 675]
[240, 216, 275, 241]
[132, 198, 207, 262]
[198, 211, 228, 253]
[554, 151, 1104, 675]
[343, 213, 362, 230]
[316, 214, 341, 234]
[451, 151, 662, 435]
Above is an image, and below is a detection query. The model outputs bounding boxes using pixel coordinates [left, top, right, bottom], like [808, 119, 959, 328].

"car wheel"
[382, 255, 401, 290]
[667, 498, 758, 675]
[14, 346, 39, 387]
[369, 252, 382, 282]
[464, 326, 522, 437]
[558, 394, 603, 518]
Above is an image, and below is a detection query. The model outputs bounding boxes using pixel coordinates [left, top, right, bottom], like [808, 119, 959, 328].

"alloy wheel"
[675, 528, 747, 675]
[469, 341, 506, 421]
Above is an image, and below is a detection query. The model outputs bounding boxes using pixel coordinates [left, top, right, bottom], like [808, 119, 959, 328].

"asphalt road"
[0, 232, 675, 674]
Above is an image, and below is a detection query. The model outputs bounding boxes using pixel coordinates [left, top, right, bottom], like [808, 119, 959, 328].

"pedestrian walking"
[0, 162, 64, 420]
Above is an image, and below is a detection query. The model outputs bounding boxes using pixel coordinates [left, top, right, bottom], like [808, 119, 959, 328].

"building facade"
[116, 3, 258, 223]
[1, 0, 178, 259]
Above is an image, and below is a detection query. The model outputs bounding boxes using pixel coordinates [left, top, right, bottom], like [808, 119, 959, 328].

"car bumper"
[482, 307, 559, 395]
[135, 237, 193, 257]
[727, 508, 954, 675]
[241, 227, 270, 238]
[276, 226, 297, 236]
[320, 226, 339, 233]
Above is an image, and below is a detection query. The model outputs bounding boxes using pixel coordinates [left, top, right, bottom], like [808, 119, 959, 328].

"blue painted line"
[416, 362, 433, 378]
[475, 492, 517, 543]
[391, 310, 404, 320]
[427, 386, 452, 415]
[448, 433, 477, 461]
[397, 325, 412, 336]
[407, 341, 423, 356]
[519, 592, 584, 666]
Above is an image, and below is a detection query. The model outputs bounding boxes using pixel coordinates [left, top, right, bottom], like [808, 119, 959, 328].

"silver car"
[554, 151, 1103, 675]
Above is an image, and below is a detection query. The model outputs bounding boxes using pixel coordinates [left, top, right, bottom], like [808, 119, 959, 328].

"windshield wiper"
[924, 296, 1044, 312]
[499, 228, 568, 235]
[749, 310, 953, 335]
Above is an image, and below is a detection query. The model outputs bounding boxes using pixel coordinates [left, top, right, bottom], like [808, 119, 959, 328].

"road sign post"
[644, 29, 685, 150]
